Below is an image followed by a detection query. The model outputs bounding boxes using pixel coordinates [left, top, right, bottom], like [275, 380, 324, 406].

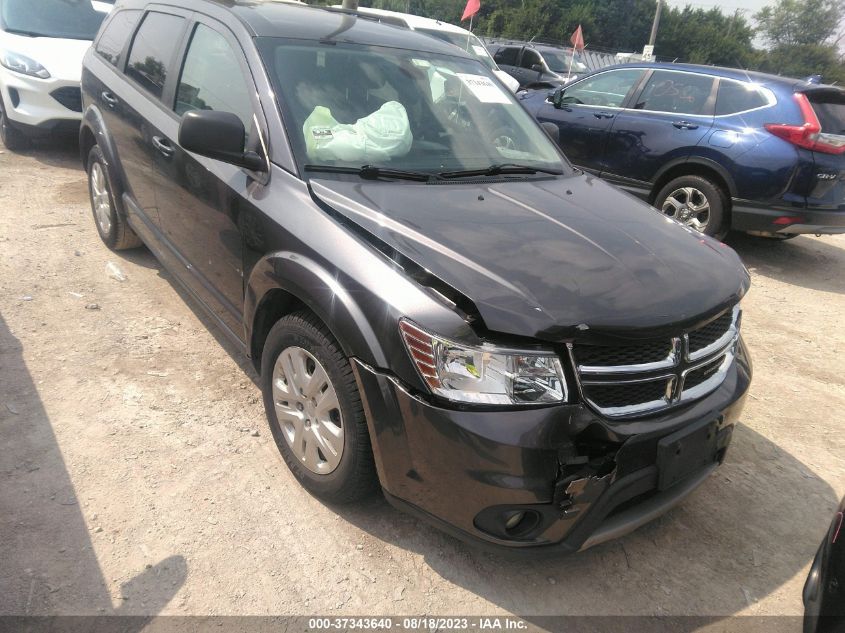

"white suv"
[334, 6, 520, 93]
[0, 0, 112, 149]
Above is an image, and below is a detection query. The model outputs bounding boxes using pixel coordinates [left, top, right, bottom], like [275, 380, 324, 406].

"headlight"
[399, 319, 567, 406]
[0, 50, 50, 79]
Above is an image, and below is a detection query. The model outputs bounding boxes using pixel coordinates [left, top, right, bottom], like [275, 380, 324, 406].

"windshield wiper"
[304, 164, 436, 182]
[439, 163, 564, 179]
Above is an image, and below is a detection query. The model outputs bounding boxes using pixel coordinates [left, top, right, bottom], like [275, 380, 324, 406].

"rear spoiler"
[796, 84, 845, 102]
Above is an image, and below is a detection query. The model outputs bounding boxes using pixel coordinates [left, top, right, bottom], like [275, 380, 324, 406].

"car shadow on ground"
[126, 245, 261, 386]
[332, 422, 834, 627]
[727, 233, 845, 294]
[6, 133, 81, 170]
[0, 312, 187, 621]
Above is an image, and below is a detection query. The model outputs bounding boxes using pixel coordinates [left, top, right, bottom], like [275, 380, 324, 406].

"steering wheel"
[490, 126, 520, 152]
[437, 96, 473, 130]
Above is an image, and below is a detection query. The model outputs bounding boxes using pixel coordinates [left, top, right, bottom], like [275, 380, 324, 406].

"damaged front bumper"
[351, 338, 751, 555]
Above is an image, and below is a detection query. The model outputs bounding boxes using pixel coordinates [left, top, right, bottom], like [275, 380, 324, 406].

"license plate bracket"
[656, 416, 720, 491]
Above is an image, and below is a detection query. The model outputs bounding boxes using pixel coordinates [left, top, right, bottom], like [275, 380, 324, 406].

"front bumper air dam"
[0, 68, 82, 130]
[351, 339, 751, 555]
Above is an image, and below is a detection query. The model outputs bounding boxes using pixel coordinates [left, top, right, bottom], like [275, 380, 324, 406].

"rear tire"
[261, 311, 377, 504]
[0, 98, 30, 151]
[655, 174, 728, 240]
[86, 145, 143, 250]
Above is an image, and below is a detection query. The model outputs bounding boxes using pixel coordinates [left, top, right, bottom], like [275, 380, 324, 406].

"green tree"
[755, 0, 843, 47]
[657, 6, 756, 67]
[758, 44, 845, 84]
[754, 0, 845, 83]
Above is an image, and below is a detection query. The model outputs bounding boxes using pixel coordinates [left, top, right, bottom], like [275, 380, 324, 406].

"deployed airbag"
[303, 101, 413, 163]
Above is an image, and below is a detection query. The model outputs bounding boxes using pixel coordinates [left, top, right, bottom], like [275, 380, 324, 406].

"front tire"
[86, 145, 143, 250]
[261, 311, 377, 503]
[655, 175, 728, 239]
[0, 98, 30, 151]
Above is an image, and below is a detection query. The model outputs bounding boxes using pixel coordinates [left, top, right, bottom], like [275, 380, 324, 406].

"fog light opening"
[504, 511, 524, 530]
[8, 88, 20, 109]
[502, 509, 541, 537]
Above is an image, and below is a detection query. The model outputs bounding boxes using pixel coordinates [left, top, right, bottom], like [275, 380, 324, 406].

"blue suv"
[521, 63, 845, 239]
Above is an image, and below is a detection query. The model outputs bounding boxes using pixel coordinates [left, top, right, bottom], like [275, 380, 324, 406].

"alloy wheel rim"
[272, 346, 344, 475]
[661, 187, 710, 232]
[90, 162, 112, 235]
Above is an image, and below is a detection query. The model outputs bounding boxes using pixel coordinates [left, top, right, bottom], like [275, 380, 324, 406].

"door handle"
[594, 111, 615, 119]
[673, 120, 699, 130]
[101, 91, 118, 108]
[152, 136, 174, 158]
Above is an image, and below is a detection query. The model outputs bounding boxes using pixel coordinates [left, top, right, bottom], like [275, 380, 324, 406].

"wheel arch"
[245, 251, 388, 375]
[78, 124, 97, 171]
[650, 158, 737, 204]
[79, 106, 128, 213]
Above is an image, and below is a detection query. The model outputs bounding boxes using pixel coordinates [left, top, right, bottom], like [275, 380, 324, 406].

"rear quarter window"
[715, 79, 771, 116]
[94, 10, 141, 68]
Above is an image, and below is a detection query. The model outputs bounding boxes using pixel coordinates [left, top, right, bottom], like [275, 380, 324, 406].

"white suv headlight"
[399, 319, 567, 406]
[0, 50, 50, 79]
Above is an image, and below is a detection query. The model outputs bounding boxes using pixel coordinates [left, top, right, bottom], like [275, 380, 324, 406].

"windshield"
[416, 28, 498, 73]
[541, 49, 588, 74]
[257, 38, 565, 176]
[0, 0, 110, 40]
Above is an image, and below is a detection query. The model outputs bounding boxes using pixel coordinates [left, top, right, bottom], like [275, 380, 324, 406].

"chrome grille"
[688, 312, 732, 353]
[585, 377, 675, 414]
[574, 339, 675, 368]
[571, 305, 740, 418]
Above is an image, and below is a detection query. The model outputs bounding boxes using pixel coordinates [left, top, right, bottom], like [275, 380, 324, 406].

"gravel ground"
[1, 138, 843, 626]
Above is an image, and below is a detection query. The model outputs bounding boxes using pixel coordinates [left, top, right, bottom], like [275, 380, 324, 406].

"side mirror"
[552, 86, 565, 108]
[178, 110, 265, 172]
[540, 121, 559, 144]
[531, 64, 543, 73]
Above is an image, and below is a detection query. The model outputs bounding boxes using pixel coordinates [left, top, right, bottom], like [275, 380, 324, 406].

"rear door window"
[563, 69, 643, 108]
[806, 91, 845, 135]
[715, 79, 771, 115]
[95, 10, 141, 68]
[634, 70, 714, 115]
[493, 47, 519, 66]
[520, 49, 542, 70]
[125, 11, 186, 100]
[175, 23, 254, 142]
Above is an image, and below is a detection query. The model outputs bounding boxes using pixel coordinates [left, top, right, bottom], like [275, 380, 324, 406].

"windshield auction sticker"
[456, 73, 512, 104]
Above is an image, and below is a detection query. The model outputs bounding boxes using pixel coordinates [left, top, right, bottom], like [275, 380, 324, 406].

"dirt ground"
[1, 137, 843, 627]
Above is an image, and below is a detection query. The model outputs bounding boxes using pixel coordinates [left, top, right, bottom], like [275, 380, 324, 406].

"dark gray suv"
[489, 41, 589, 89]
[80, 0, 751, 553]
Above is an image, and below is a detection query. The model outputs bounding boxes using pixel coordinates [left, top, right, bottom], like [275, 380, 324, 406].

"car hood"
[0, 32, 92, 82]
[310, 174, 750, 342]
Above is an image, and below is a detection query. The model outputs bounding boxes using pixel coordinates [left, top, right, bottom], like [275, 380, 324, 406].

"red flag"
[461, 0, 480, 21]
[570, 24, 585, 51]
